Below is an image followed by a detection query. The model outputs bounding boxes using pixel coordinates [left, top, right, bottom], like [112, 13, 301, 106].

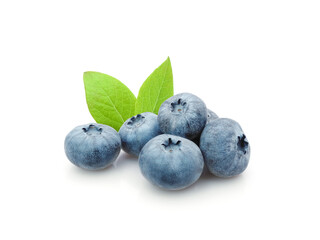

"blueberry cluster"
[64, 93, 250, 190]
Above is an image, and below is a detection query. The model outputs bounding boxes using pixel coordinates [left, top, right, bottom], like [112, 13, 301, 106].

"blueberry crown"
[161, 138, 182, 152]
[170, 98, 187, 113]
[82, 124, 102, 134]
[237, 134, 249, 154]
[127, 114, 145, 126]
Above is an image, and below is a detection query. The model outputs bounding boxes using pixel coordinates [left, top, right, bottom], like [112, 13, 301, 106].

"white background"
[1, 1, 319, 239]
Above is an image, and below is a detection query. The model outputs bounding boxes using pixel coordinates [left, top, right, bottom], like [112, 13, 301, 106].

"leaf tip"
[83, 71, 93, 80]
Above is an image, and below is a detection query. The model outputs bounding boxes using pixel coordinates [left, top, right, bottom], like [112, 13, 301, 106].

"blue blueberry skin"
[200, 118, 250, 177]
[139, 134, 204, 190]
[207, 109, 219, 123]
[192, 109, 219, 146]
[158, 93, 207, 140]
[64, 123, 121, 170]
[119, 112, 162, 157]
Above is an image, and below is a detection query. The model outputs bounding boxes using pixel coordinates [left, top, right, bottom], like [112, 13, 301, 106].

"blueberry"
[119, 112, 162, 157]
[64, 123, 121, 170]
[139, 134, 204, 190]
[207, 109, 219, 123]
[158, 93, 207, 140]
[200, 118, 250, 177]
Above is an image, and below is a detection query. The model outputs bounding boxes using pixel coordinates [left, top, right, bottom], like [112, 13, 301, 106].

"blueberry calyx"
[127, 114, 146, 127]
[237, 134, 249, 154]
[170, 98, 187, 113]
[161, 138, 182, 152]
[82, 124, 102, 135]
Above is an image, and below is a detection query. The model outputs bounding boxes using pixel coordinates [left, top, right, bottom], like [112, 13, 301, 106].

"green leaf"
[135, 57, 173, 115]
[83, 71, 136, 131]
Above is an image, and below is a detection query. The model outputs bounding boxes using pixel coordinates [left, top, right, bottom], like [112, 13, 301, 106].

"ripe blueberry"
[119, 112, 162, 157]
[139, 134, 204, 190]
[158, 93, 207, 140]
[64, 123, 121, 170]
[200, 118, 250, 177]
